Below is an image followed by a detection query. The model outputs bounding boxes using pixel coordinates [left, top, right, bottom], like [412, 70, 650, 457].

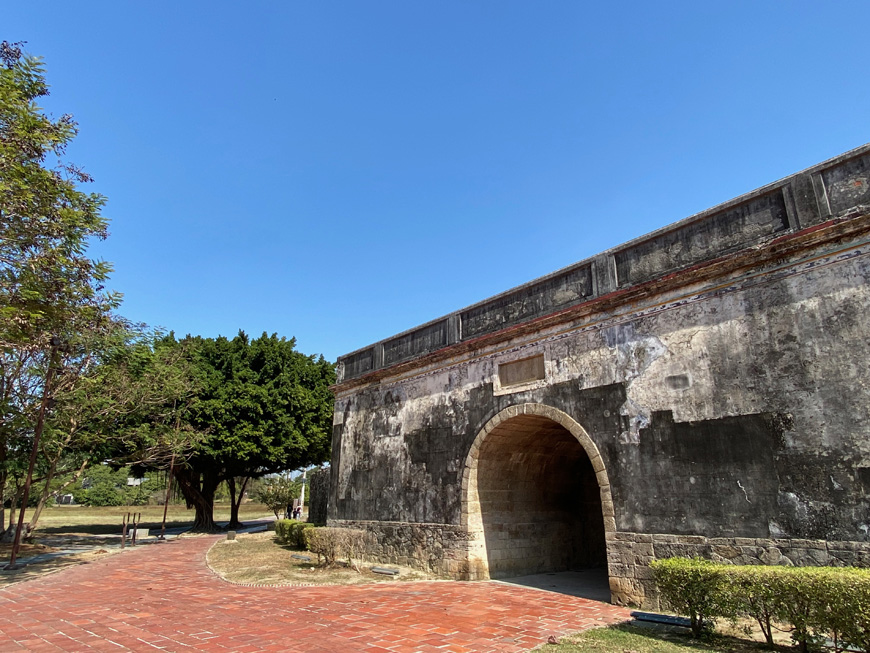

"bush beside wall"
[274, 519, 313, 548]
[651, 557, 870, 652]
[303, 526, 370, 568]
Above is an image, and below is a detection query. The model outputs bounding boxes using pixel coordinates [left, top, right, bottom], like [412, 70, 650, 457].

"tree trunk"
[0, 472, 6, 536]
[25, 458, 58, 535]
[0, 487, 23, 543]
[226, 476, 249, 530]
[28, 458, 90, 533]
[173, 466, 220, 532]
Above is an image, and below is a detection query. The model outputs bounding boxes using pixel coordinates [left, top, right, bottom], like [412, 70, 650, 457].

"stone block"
[712, 545, 741, 560]
[633, 533, 654, 543]
[608, 563, 636, 578]
[589, 454, 605, 474]
[653, 534, 679, 543]
[827, 550, 858, 566]
[828, 540, 868, 552]
[609, 576, 645, 607]
[654, 543, 693, 559]
[632, 542, 654, 557]
[782, 547, 830, 567]
[635, 564, 656, 580]
[788, 538, 826, 550]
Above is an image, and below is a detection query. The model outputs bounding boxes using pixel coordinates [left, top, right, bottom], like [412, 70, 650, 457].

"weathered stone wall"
[606, 531, 870, 606]
[329, 145, 870, 605]
[307, 467, 330, 525]
[328, 519, 472, 576]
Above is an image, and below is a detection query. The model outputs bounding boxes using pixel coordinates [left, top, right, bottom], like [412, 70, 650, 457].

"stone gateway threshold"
[329, 144, 870, 606]
[0, 537, 629, 652]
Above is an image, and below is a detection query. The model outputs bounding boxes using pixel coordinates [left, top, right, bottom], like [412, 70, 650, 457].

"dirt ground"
[206, 531, 435, 586]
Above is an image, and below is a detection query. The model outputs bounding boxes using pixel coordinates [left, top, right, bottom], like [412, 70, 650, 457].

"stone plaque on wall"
[498, 354, 546, 388]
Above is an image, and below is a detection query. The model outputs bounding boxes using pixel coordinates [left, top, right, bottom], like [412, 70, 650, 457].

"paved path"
[0, 536, 629, 652]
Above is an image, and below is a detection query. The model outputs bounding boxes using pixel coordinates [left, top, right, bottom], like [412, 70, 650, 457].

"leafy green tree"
[254, 475, 302, 519]
[160, 332, 334, 531]
[0, 41, 119, 540]
[71, 464, 128, 507]
[71, 465, 160, 507]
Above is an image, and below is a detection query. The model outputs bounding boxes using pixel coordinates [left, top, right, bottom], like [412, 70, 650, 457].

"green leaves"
[182, 331, 335, 477]
[650, 557, 734, 637]
[254, 475, 302, 519]
[651, 557, 870, 651]
[0, 42, 114, 353]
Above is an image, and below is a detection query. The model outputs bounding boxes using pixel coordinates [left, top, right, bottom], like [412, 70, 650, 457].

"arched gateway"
[328, 145, 870, 607]
[462, 404, 615, 581]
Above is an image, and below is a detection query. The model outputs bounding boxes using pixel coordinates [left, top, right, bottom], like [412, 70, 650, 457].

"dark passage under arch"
[477, 414, 607, 579]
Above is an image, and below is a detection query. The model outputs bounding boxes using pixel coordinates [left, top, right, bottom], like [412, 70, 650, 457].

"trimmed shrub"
[275, 519, 295, 543]
[650, 557, 735, 636]
[722, 565, 781, 648]
[768, 567, 828, 652]
[274, 519, 313, 548]
[653, 558, 870, 652]
[303, 526, 370, 569]
[833, 567, 870, 653]
[292, 522, 314, 548]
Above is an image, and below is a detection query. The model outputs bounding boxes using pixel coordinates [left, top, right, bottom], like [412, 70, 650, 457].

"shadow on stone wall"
[307, 467, 330, 525]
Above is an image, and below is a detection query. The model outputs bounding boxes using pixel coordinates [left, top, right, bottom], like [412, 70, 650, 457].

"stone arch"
[460, 403, 616, 583]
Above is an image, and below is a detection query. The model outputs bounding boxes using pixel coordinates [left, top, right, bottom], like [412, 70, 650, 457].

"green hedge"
[274, 519, 313, 548]
[651, 557, 870, 652]
[648, 557, 734, 637]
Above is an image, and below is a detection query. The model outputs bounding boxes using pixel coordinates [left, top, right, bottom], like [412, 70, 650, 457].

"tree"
[71, 465, 160, 507]
[160, 332, 334, 531]
[0, 41, 119, 546]
[254, 475, 302, 519]
[21, 326, 201, 532]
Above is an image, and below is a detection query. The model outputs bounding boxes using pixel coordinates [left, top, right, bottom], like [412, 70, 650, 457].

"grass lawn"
[33, 501, 275, 536]
[207, 531, 434, 585]
[547, 624, 777, 652]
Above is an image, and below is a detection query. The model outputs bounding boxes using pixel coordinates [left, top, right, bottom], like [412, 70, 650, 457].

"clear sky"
[5, 2, 869, 361]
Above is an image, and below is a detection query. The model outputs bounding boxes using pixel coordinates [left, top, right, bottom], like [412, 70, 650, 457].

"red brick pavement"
[0, 536, 629, 652]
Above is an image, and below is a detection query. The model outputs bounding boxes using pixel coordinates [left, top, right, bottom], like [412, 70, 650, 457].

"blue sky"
[5, 2, 869, 361]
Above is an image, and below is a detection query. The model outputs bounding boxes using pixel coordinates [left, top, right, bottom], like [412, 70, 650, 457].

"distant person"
[293, 506, 302, 520]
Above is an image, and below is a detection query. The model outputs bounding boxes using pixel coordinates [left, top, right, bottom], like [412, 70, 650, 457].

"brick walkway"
[0, 536, 629, 652]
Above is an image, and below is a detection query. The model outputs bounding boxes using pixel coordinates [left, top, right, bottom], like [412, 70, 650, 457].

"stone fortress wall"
[329, 145, 870, 605]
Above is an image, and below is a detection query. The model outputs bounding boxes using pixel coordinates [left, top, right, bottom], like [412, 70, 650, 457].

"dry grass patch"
[34, 502, 273, 536]
[543, 623, 775, 652]
[0, 546, 121, 588]
[207, 531, 434, 586]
